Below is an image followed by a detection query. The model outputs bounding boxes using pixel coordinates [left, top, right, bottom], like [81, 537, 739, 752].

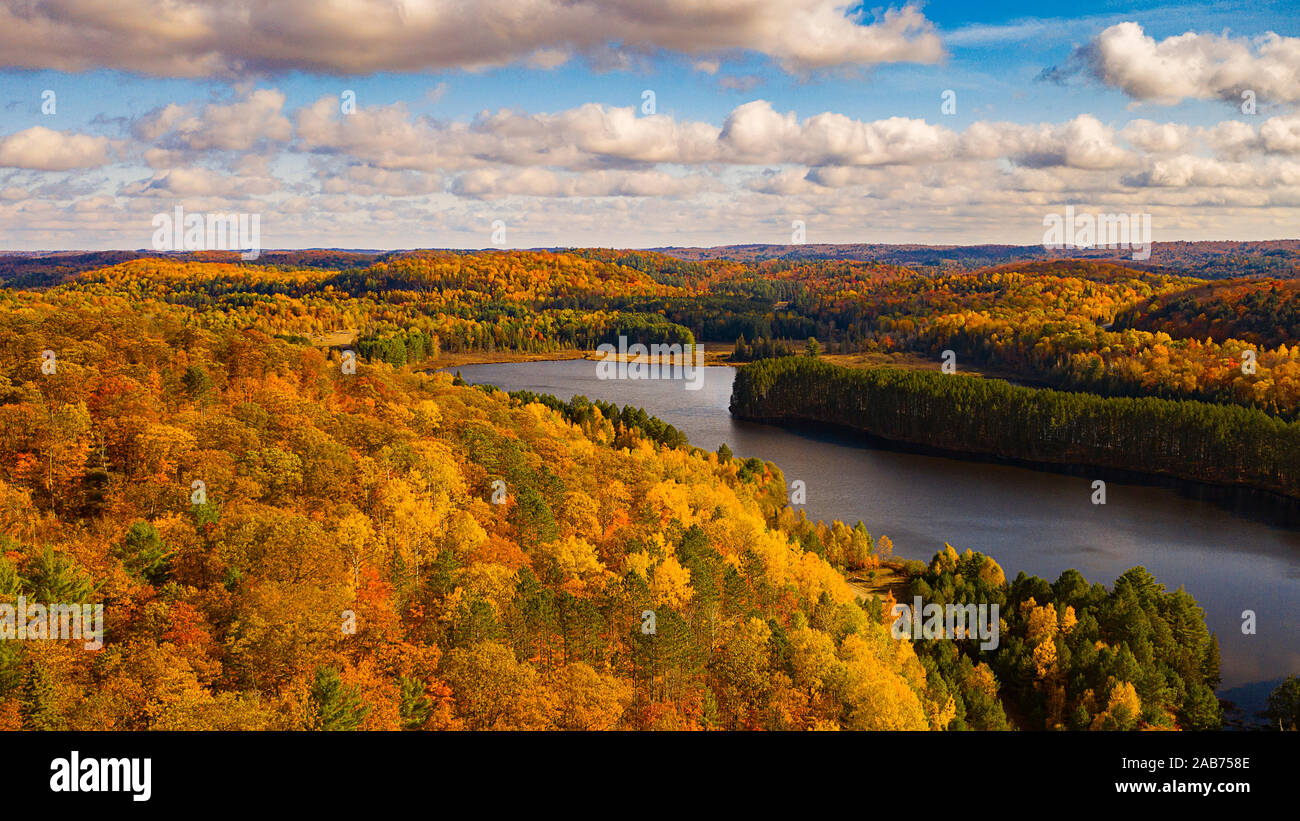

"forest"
[0, 246, 1276, 730]
[0, 283, 976, 730]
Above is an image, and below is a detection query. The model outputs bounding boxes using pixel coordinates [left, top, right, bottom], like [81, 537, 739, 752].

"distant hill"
[648, 240, 1300, 279]
[4, 241, 1299, 288]
[0, 251, 152, 288]
[0, 249, 388, 288]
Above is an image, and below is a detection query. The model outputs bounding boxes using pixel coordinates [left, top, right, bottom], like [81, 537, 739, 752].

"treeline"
[730, 357, 1300, 500]
[356, 312, 695, 367]
[731, 335, 795, 361]
[505, 391, 690, 451]
[356, 327, 440, 367]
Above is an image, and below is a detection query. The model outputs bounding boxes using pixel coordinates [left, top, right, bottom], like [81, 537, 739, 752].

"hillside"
[650, 240, 1300, 279]
[0, 254, 1228, 731]
[0, 293, 946, 730]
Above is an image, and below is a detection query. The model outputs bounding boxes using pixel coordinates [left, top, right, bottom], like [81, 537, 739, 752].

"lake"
[449, 359, 1300, 722]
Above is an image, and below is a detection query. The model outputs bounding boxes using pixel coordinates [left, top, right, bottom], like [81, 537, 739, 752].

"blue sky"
[1, 0, 1298, 249]
[6, 1, 1297, 130]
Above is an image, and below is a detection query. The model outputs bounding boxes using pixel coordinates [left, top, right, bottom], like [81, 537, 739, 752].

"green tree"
[20, 661, 65, 730]
[21, 548, 95, 603]
[1181, 683, 1223, 730]
[308, 667, 369, 731]
[1266, 676, 1300, 730]
[181, 364, 213, 403]
[398, 675, 431, 730]
[113, 521, 174, 585]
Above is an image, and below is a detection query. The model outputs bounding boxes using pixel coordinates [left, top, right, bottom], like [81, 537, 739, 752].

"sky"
[0, 0, 1298, 251]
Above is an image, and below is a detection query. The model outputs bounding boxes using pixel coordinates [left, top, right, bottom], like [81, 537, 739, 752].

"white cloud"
[1081, 22, 1300, 105]
[1123, 155, 1252, 188]
[0, 127, 113, 171]
[136, 90, 291, 152]
[180, 90, 292, 151]
[295, 97, 721, 170]
[451, 168, 711, 198]
[986, 115, 1133, 170]
[321, 166, 444, 197]
[1120, 120, 1190, 154]
[0, 0, 943, 77]
[1202, 120, 1260, 159]
[128, 166, 280, 198]
[1260, 115, 1300, 154]
[720, 101, 957, 166]
[11, 88, 1300, 249]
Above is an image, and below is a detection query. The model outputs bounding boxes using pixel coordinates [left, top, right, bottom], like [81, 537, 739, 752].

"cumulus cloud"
[298, 96, 1300, 183]
[0, 127, 113, 171]
[984, 115, 1133, 170]
[296, 97, 721, 170]
[321, 166, 444, 197]
[0, 0, 943, 77]
[134, 90, 292, 152]
[1120, 120, 1190, 154]
[1067, 22, 1300, 105]
[1260, 115, 1300, 154]
[126, 166, 280, 198]
[1122, 154, 1300, 190]
[1197, 115, 1300, 158]
[1123, 155, 1253, 188]
[11, 87, 1300, 248]
[720, 101, 957, 166]
[451, 168, 711, 198]
[1202, 120, 1261, 159]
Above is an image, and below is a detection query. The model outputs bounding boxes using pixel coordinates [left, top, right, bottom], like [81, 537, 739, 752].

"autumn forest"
[0, 245, 1296, 731]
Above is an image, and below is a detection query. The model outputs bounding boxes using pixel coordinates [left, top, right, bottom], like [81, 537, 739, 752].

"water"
[449, 359, 1300, 719]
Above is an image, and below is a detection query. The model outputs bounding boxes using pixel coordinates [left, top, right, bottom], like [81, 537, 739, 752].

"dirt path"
[845, 561, 909, 602]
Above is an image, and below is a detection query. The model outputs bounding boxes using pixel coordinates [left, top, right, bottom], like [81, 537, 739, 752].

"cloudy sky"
[1, 0, 1298, 251]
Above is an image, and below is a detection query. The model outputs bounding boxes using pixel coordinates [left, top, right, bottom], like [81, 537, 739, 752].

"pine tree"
[113, 521, 174, 585]
[309, 667, 369, 731]
[1266, 676, 1300, 731]
[20, 661, 65, 730]
[398, 676, 431, 730]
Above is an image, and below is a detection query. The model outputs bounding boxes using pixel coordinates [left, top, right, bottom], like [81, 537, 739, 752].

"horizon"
[7, 237, 1300, 256]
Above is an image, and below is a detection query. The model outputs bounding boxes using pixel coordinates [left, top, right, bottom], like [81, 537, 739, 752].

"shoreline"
[439, 353, 1300, 520]
[732, 411, 1300, 524]
[427, 341, 738, 371]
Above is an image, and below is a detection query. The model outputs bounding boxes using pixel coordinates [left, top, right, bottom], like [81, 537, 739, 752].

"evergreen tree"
[1266, 676, 1300, 731]
[309, 667, 369, 731]
[20, 661, 65, 730]
[113, 521, 174, 585]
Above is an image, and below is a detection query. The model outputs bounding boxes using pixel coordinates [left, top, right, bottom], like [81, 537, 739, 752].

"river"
[448, 359, 1300, 722]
